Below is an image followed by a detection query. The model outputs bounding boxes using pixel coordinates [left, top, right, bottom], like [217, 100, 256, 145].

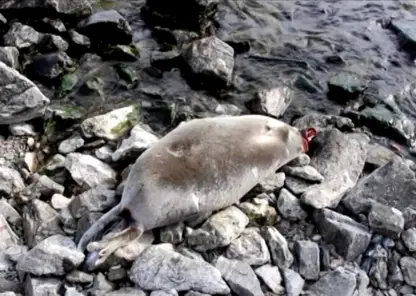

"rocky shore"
[1, 0, 416, 296]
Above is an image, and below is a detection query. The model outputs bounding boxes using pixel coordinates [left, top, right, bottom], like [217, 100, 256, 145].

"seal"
[77, 114, 316, 266]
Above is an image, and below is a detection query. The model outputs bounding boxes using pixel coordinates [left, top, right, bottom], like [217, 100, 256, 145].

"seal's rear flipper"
[86, 224, 144, 267]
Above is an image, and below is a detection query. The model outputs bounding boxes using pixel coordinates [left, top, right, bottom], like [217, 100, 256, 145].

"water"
[69, 0, 416, 138]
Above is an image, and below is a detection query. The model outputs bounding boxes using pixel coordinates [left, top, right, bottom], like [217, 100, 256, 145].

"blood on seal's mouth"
[301, 128, 317, 153]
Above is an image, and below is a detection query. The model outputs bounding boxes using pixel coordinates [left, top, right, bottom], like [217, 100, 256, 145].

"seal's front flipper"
[86, 224, 144, 266]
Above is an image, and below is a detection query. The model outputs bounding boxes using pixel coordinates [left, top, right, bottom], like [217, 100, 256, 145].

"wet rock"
[69, 185, 116, 218]
[247, 86, 293, 118]
[237, 198, 277, 226]
[388, 20, 416, 52]
[225, 227, 270, 266]
[106, 287, 146, 296]
[0, 61, 49, 124]
[284, 176, 315, 196]
[129, 244, 230, 295]
[3, 22, 43, 49]
[0, 0, 92, 19]
[292, 112, 354, 132]
[58, 134, 84, 154]
[294, 240, 320, 280]
[303, 267, 356, 296]
[39, 17, 67, 33]
[282, 268, 304, 296]
[314, 209, 372, 261]
[327, 71, 368, 102]
[401, 257, 416, 287]
[402, 228, 416, 252]
[254, 264, 284, 294]
[151, 49, 181, 70]
[9, 123, 35, 136]
[24, 276, 61, 296]
[0, 47, 19, 69]
[16, 235, 84, 276]
[112, 124, 159, 162]
[276, 188, 307, 221]
[261, 226, 293, 268]
[68, 29, 90, 50]
[0, 166, 25, 197]
[282, 165, 324, 182]
[187, 206, 249, 251]
[65, 153, 117, 189]
[115, 64, 138, 85]
[160, 222, 185, 244]
[106, 45, 140, 62]
[214, 256, 264, 296]
[80, 105, 139, 141]
[259, 172, 285, 193]
[182, 36, 234, 88]
[39, 34, 69, 52]
[368, 203, 404, 239]
[0, 199, 21, 225]
[27, 51, 75, 82]
[22, 199, 64, 247]
[343, 156, 416, 213]
[77, 10, 133, 45]
[300, 129, 369, 209]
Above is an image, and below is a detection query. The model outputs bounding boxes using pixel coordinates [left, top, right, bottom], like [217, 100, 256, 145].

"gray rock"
[282, 165, 324, 182]
[0, 0, 92, 19]
[75, 212, 102, 243]
[0, 166, 24, 197]
[9, 123, 35, 136]
[129, 244, 230, 295]
[91, 272, 114, 295]
[51, 193, 71, 210]
[294, 240, 320, 280]
[80, 105, 139, 141]
[343, 156, 416, 212]
[248, 86, 293, 118]
[69, 186, 116, 218]
[301, 129, 369, 209]
[106, 288, 146, 296]
[0, 61, 49, 124]
[95, 145, 114, 162]
[237, 198, 277, 226]
[401, 257, 416, 287]
[28, 51, 74, 81]
[184, 292, 211, 296]
[24, 276, 61, 296]
[369, 259, 387, 289]
[40, 34, 69, 52]
[368, 203, 404, 239]
[293, 112, 355, 132]
[225, 227, 271, 266]
[255, 264, 284, 294]
[402, 228, 416, 252]
[66, 270, 94, 284]
[261, 226, 293, 268]
[284, 176, 315, 196]
[182, 36, 234, 87]
[215, 103, 242, 116]
[22, 199, 64, 247]
[68, 30, 91, 49]
[214, 256, 264, 296]
[404, 208, 416, 230]
[303, 267, 356, 296]
[40, 17, 67, 33]
[259, 172, 285, 192]
[16, 235, 84, 276]
[77, 10, 133, 45]
[0, 199, 21, 225]
[64, 286, 84, 296]
[365, 143, 396, 169]
[282, 268, 304, 296]
[65, 153, 117, 189]
[112, 124, 159, 162]
[160, 222, 185, 245]
[3, 22, 43, 49]
[44, 154, 66, 172]
[314, 209, 372, 261]
[288, 154, 310, 167]
[0, 47, 19, 69]
[276, 188, 307, 221]
[0, 215, 18, 252]
[20, 174, 64, 200]
[150, 290, 178, 296]
[58, 135, 85, 154]
[187, 206, 249, 251]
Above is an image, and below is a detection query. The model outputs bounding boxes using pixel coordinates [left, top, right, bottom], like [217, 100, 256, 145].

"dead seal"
[77, 114, 316, 266]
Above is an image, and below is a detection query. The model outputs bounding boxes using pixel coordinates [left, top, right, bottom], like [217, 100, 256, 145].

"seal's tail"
[77, 204, 123, 251]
